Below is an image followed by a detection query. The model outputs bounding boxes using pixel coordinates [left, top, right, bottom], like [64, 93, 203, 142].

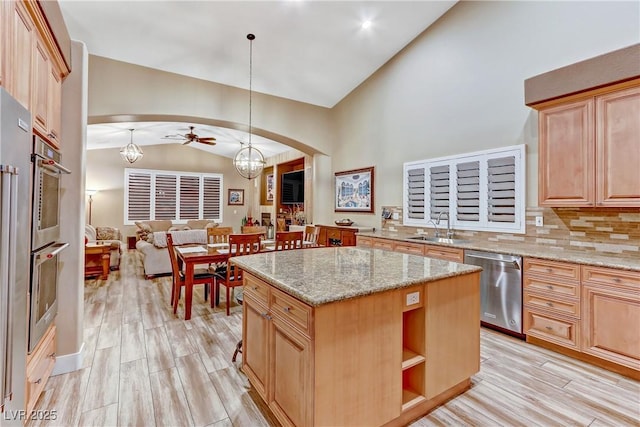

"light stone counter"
[358, 230, 640, 272]
[231, 246, 481, 306]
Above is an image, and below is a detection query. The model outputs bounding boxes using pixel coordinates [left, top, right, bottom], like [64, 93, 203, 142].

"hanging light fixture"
[120, 128, 144, 164]
[233, 33, 265, 180]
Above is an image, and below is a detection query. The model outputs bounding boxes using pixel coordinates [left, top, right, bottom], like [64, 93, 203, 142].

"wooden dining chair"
[275, 230, 304, 250]
[303, 225, 320, 247]
[166, 233, 215, 316]
[214, 233, 262, 315]
[241, 225, 267, 237]
[207, 226, 233, 244]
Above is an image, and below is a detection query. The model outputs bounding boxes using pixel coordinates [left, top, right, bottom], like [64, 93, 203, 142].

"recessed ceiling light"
[361, 20, 372, 30]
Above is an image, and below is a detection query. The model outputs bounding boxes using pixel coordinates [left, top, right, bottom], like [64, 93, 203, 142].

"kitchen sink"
[406, 236, 469, 244]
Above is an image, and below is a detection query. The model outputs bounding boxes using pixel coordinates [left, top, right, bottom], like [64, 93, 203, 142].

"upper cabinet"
[1, 0, 70, 148]
[535, 80, 640, 208]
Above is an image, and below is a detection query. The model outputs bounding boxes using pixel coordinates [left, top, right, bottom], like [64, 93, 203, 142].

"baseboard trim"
[52, 342, 85, 376]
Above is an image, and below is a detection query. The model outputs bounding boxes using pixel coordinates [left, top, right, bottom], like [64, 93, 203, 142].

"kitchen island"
[231, 247, 482, 427]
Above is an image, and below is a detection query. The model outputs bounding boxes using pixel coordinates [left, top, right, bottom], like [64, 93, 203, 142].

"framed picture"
[335, 166, 374, 213]
[228, 189, 244, 205]
[266, 174, 275, 202]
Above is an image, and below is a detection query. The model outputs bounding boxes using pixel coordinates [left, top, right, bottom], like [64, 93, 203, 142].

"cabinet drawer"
[326, 229, 341, 240]
[582, 266, 640, 290]
[357, 236, 372, 247]
[523, 276, 580, 299]
[524, 258, 580, 281]
[244, 275, 270, 305]
[423, 245, 464, 263]
[524, 291, 580, 318]
[393, 242, 425, 256]
[524, 309, 579, 350]
[372, 239, 394, 251]
[26, 325, 56, 413]
[271, 287, 312, 336]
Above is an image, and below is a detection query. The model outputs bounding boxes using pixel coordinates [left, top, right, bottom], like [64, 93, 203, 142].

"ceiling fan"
[163, 126, 216, 146]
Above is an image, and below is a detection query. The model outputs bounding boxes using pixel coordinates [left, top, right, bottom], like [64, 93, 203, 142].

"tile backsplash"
[381, 206, 640, 258]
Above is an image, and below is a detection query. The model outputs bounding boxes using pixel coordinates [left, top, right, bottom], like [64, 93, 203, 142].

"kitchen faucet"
[436, 211, 454, 239]
[427, 219, 440, 237]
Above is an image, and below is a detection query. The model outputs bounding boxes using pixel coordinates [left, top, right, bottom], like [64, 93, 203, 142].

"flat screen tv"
[281, 170, 304, 204]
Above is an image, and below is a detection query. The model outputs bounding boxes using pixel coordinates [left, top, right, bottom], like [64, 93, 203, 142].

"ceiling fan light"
[233, 145, 265, 179]
[120, 129, 144, 163]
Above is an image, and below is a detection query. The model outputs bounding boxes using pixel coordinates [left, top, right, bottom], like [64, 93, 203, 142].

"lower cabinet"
[316, 225, 357, 246]
[26, 324, 56, 415]
[357, 235, 464, 262]
[581, 266, 640, 371]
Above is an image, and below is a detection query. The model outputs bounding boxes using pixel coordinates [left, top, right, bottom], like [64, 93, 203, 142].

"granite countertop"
[231, 247, 481, 306]
[358, 230, 640, 272]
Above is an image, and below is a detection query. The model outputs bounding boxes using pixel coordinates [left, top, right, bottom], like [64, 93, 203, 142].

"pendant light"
[120, 128, 144, 164]
[233, 33, 265, 180]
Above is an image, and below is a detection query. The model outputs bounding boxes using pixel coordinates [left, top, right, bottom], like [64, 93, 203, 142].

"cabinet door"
[269, 317, 312, 427]
[33, 34, 50, 135]
[538, 99, 595, 206]
[47, 65, 62, 143]
[582, 283, 640, 370]
[8, 1, 35, 109]
[340, 230, 356, 246]
[596, 86, 640, 207]
[242, 294, 270, 400]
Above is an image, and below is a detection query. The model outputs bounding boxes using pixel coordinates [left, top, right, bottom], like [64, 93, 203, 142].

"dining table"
[175, 244, 230, 320]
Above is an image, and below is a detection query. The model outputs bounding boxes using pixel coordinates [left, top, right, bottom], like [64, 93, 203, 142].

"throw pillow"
[135, 221, 153, 240]
[205, 222, 219, 229]
[168, 225, 191, 232]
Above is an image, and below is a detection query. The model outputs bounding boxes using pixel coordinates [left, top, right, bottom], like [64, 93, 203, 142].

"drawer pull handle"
[546, 268, 553, 273]
[253, 286, 259, 290]
[283, 306, 291, 313]
[546, 302, 553, 307]
[545, 326, 552, 331]
[48, 352, 56, 359]
[547, 285, 554, 290]
[34, 378, 42, 385]
[614, 278, 621, 283]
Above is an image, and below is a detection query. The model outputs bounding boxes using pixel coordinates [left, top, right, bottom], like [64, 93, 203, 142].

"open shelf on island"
[402, 388, 427, 411]
[402, 348, 426, 370]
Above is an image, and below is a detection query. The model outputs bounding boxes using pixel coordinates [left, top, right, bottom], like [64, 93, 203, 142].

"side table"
[85, 243, 110, 279]
[127, 235, 137, 250]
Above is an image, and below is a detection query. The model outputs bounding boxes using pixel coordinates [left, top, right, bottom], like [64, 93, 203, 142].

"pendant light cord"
[247, 33, 255, 148]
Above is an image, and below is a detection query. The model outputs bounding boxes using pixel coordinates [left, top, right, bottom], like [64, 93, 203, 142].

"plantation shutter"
[155, 174, 177, 220]
[203, 176, 221, 219]
[126, 172, 151, 221]
[179, 176, 200, 220]
[405, 165, 426, 221]
[456, 161, 480, 222]
[429, 164, 449, 220]
[487, 156, 516, 223]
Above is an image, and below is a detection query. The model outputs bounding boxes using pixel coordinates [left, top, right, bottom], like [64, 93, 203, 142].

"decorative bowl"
[335, 219, 354, 226]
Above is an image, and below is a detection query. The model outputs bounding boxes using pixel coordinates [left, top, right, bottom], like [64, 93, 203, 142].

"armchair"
[85, 224, 123, 270]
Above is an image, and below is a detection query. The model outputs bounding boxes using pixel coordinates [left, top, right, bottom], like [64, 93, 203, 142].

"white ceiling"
[59, 0, 457, 156]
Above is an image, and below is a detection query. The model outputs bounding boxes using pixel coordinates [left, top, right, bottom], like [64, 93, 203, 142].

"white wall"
[331, 1, 640, 228]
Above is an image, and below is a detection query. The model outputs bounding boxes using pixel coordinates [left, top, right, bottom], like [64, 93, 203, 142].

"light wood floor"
[29, 250, 639, 427]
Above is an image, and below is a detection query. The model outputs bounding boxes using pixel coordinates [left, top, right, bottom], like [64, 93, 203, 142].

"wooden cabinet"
[26, 324, 56, 415]
[242, 269, 480, 426]
[523, 258, 581, 350]
[596, 86, 640, 206]
[316, 225, 357, 247]
[33, 33, 50, 134]
[357, 236, 464, 261]
[6, 0, 36, 110]
[581, 266, 640, 371]
[536, 81, 640, 207]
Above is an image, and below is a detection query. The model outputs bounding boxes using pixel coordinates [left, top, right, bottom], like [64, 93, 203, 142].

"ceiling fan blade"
[198, 140, 217, 146]
[182, 140, 192, 145]
[197, 137, 216, 142]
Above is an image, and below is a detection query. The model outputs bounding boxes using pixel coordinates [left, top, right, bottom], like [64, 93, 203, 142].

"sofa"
[134, 219, 220, 277]
[84, 224, 123, 270]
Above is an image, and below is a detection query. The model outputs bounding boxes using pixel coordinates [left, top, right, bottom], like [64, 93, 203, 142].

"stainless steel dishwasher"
[464, 250, 523, 337]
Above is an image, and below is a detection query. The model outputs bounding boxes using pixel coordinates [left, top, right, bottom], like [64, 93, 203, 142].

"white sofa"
[135, 224, 216, 278]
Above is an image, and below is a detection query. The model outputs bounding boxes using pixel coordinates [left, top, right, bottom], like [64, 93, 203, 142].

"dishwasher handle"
[465, 253, 521, 270]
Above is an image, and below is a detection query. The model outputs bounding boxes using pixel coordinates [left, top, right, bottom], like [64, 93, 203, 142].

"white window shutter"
[203, 176, 222, 219]
[429, 163, 450, 220]
[179, 175, 201, 220]
[126, 171, 152, 222]
[155, 174, 177, 220]
[403, 162, 426, 225]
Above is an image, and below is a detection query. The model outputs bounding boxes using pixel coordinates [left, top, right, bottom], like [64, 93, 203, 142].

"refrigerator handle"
[4, 168, 18, 403]
[0, 166, 17, 409]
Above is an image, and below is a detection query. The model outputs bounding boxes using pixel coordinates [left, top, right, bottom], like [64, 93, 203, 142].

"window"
[403, 145, 525, 233]
[124, 168, 223, 224]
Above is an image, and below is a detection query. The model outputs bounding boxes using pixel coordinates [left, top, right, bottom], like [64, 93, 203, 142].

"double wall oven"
[29, 137, 69, 352]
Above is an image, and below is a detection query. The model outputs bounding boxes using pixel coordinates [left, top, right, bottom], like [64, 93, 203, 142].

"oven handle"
[37, 158, 71, 175]
[35, 243, 70, 265]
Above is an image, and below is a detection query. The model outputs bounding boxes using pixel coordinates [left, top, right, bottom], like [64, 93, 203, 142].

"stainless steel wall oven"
[31, 137, 70, 251]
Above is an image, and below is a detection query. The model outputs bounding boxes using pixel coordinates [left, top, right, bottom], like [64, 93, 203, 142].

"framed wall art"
[266, 174, 275, 202]
[335, 166, 374, 213]
[228, 189, 244, 205]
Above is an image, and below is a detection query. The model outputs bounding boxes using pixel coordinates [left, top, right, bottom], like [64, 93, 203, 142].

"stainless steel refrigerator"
[0, 88, 32, 424]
